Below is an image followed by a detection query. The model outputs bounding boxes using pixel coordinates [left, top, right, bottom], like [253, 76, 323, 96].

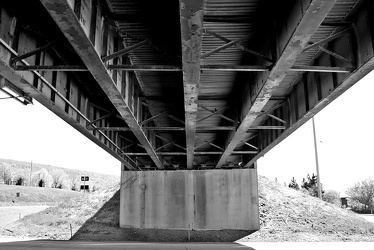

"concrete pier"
[120, 169, 259, 231]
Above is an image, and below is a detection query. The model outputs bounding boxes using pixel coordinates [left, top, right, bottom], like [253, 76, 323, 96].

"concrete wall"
[120, 169, 259, 231]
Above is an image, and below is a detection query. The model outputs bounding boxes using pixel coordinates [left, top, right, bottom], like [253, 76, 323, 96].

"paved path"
[0, 206, 49, 228]
[0, 241, 373, 250]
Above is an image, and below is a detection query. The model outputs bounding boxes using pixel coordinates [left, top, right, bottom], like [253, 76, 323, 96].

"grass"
[0, 185, 85, 206]
[1, 176, 374, 241]
[0, 186, 118, 240]
[237, 176, 374, 242]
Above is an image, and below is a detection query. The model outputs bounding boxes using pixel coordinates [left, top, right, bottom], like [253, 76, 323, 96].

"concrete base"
[119, 169, 259, 232]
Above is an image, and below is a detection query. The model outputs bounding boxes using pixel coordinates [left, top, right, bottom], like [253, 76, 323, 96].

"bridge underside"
[1, 0, 374, 234]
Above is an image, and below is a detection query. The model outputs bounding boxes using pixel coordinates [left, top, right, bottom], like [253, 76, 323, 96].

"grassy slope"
[1, 186, 118, 240]
[0, 185, 84, 205]
[238, 176, 374, 242]
[2, 176, 374, 241]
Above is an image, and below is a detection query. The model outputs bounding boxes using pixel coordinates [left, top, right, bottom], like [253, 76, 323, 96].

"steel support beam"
[179, 0, 205, 169]
[215, 0, 337, 168]
[39, 0, 164, 169]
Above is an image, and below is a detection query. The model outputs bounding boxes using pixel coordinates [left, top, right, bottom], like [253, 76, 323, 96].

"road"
[0, 241, 374, 250]
[0, 206, 49, 228]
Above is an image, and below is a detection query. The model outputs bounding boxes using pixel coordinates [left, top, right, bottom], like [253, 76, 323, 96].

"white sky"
[0, 70, 373, 190]
[258, 70, 374, 193]
[0, 91, 120, 176]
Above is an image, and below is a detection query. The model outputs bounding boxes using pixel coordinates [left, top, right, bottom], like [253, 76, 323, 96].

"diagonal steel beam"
[10, 40, 59, 64]
[197, 106, 232, 123]
[302, 27, 351, 53]
[101, 39, 151, 62]
[215, 0, 337, 168]
[179, 0, 206, 169]
[267, 114, 287, 125]
[201, 32, 256, 59]
[39, 0, 164, 169]
[203, 29, 274, 63]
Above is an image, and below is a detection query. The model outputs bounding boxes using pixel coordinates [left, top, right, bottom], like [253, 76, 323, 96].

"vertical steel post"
[312, 117, 322, 199]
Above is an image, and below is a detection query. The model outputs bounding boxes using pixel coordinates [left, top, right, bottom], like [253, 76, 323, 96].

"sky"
[1, 70, 374, 191]
[257, 70, 374, 193]
[0, 91, 120, 176]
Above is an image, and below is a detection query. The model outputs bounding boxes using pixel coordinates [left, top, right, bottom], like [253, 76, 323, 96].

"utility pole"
[312, 117, 322, 199]
[29, 161, 33, 186]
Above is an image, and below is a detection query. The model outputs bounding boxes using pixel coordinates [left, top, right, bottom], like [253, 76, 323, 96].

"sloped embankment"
[237, 176, 374, 242]
[2, 176, 374, 241]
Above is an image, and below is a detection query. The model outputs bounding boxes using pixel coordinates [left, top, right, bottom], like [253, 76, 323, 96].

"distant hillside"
[0, 158, 119, 192]
[2, 176, 374, 241]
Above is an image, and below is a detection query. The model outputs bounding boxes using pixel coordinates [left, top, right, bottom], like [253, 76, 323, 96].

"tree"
[288, 177, 300, 190]
[347, 178, 374, 212]
[301, 173, 324, 197]
[15, 176, 26, 186]
[70, 175, 81, 191]
[1, 165, 13, 185]
[33, 168, 53, 188]
[57, 174, 71, 189]
[323, 190, 340, 205]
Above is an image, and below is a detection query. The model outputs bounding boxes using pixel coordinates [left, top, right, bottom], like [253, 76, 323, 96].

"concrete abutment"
[119, 167, 260, 240]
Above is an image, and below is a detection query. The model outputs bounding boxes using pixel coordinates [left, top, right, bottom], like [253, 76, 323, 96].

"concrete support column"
[119, 168, 260, 231]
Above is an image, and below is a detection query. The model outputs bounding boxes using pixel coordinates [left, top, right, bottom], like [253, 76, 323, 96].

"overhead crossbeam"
[215, 0, 337, 168]
[290, 65, 352, 73]
[247, 126, 286, 131]
[14, 64, 349, 73]
[179, 0, 205, 169]
[39, 0, 164, 170]
[87, 126, 236, 131]
[122, 151, 258, 156]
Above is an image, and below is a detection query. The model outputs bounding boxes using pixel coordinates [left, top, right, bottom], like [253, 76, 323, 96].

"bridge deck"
[0, 0, 373, 170]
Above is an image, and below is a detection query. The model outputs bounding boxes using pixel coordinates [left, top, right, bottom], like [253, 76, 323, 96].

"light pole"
[312, 117, 322, 199]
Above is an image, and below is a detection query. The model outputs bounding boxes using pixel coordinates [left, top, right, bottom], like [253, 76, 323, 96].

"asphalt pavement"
[0, 240, 374, 250]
